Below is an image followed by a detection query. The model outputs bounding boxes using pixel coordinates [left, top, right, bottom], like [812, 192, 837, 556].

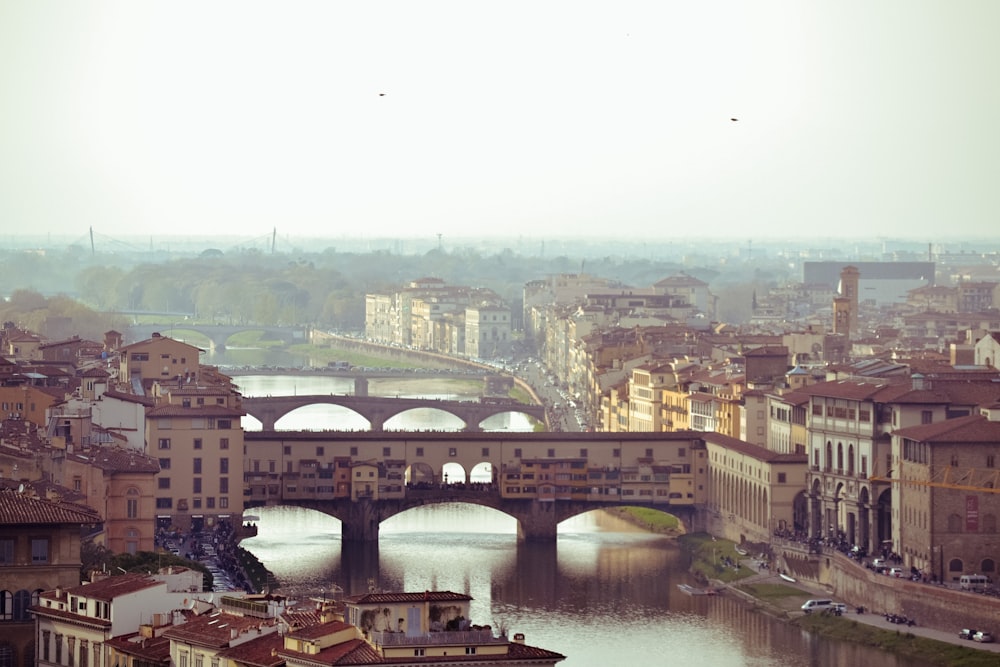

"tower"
[834, 265, 860, 338]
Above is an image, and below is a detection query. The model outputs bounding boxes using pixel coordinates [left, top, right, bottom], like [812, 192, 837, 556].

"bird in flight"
[730, 118, 738, 122]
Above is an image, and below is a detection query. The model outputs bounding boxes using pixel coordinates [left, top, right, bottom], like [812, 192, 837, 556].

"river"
[240, 505, 932, 667]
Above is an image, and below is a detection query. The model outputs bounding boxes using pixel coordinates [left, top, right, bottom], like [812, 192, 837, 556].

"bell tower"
[834, 265, 860, 338]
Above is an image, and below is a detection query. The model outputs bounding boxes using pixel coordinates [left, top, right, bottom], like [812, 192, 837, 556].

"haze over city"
[2, 1, 998, 242]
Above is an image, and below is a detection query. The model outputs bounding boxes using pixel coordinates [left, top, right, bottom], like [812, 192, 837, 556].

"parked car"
[871, 558, 887, 572]
[959, 628, 977, 640]
[887, 567, 905, 577]
[973, 631, 995, 643]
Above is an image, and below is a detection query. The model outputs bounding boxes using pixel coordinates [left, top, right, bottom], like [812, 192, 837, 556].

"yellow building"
[146, 388, 245, 533]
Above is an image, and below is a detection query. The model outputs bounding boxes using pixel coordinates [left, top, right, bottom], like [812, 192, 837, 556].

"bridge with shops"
[241, 395, 548, 431]
[243, 430, 708, 542]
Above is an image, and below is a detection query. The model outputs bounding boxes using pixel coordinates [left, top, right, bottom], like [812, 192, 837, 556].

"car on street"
[959, 628, 978, 640]
[973, 631, 995, 643]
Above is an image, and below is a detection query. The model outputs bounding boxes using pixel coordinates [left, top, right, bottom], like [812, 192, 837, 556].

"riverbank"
[679, 534, 1000, 666]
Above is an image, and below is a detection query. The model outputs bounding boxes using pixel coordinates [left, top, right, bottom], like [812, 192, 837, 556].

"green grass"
[794, 615, 999, 667]
[737, 583, 804, 600]
[678, 532, 757, 583]
[608, 506, 682, 533]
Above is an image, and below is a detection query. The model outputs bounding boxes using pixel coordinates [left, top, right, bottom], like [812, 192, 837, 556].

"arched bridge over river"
[241, 395, 547, 431]
[243, 431, 710, 542]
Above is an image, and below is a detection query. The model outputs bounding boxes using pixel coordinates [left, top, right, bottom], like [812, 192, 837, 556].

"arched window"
[949, 558, 964, 572]
[825, 441, 833, 472]
[0, 592, 9, 621]
[837, 443, 844, 472]
[11, 591, 30, 622]
[847, 444, 855, 476]
[982, 559, 996, 573]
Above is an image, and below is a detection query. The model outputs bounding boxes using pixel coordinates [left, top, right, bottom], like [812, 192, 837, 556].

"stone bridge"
[268, 487, 702, 542]
[241, 395, 548, 431]
[126, 323, 308, 350]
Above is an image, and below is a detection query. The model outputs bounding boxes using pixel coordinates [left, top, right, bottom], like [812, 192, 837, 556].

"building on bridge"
[243, 431, 711, 541]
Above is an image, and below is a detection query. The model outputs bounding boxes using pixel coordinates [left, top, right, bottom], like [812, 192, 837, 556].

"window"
[193, 478, 202, 494]
[158, 478, 170, 489]
[0, 539, 13, 564]
[613, 448, 621, 457]
[218, 419, 232, 429]
[988, 455, 996, 469]
[580, 448, 588, 457]
[678, 447, 686, 457]
[350, 447, 358, 456]
[31, 538, 48, 563]
[193, 498, 201, 509]
[156, 498, 172, 509]
[193, 458, 202, 474]
[220, 497, 228, 508]
[777, 472, 787, 483]
[482, 447, 490, 456]
[206, 497, 215, 508]
[416, 447, 424, 457]
[449, 448, 457, 457]
[283, 446, 291, 455]
[465, 648, 477, 655]
[194, 438, 203, 450]
[158, 438, 171, 449]
[383, 447, 391, 456]
[316, 446, 324, 456]
[127, 488, 140, 519]
[547, 448, 555, 457]
[220, 478, 228, 493]
[921, 410, 933, 425]
[514, 448, 522, 458]
[220, 458, 229, 474]
[220, 437, 229, 449]
[159, 458, 171, 470]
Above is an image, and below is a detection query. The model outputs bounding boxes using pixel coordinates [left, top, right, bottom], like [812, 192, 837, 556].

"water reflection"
[241, 505, 931, 667]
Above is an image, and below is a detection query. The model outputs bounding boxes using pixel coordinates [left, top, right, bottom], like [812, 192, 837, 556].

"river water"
[233, 372, 931, 667]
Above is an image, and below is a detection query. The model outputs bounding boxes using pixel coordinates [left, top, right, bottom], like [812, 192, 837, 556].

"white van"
[800, 599, 834, 613]
[959, 574, 990, 591]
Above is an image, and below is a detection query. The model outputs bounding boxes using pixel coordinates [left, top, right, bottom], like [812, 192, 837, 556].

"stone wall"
[775, 543, 1000, 631]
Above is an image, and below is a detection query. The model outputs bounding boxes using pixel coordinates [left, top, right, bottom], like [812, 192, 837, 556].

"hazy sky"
[1, 1, 997, 242]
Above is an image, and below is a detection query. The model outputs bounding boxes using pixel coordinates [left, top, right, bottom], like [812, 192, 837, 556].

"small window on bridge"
[416, 447, 424, 457]
[482, 447, 490, 456]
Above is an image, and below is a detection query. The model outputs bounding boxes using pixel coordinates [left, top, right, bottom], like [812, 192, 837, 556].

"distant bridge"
[241, 394, 547, 431]
[126, 323, 308, 350]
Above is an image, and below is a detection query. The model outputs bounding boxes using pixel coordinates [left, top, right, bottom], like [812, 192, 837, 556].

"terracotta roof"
[893, 414, 1000, 443]
[162, 611, 278, 647]
[40, 573, 162, 602]
[105, 632, 172, 663]
[287, 619, 353, 640]
[146, 404, 245, 418]
[701, 432, 808, 465]
[216, 632, 284, 667]
[278, 637, 378, 666]
[0, 488, 101, 525]
[344, 591, 472, 606]
[73, 447, 160, 474]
